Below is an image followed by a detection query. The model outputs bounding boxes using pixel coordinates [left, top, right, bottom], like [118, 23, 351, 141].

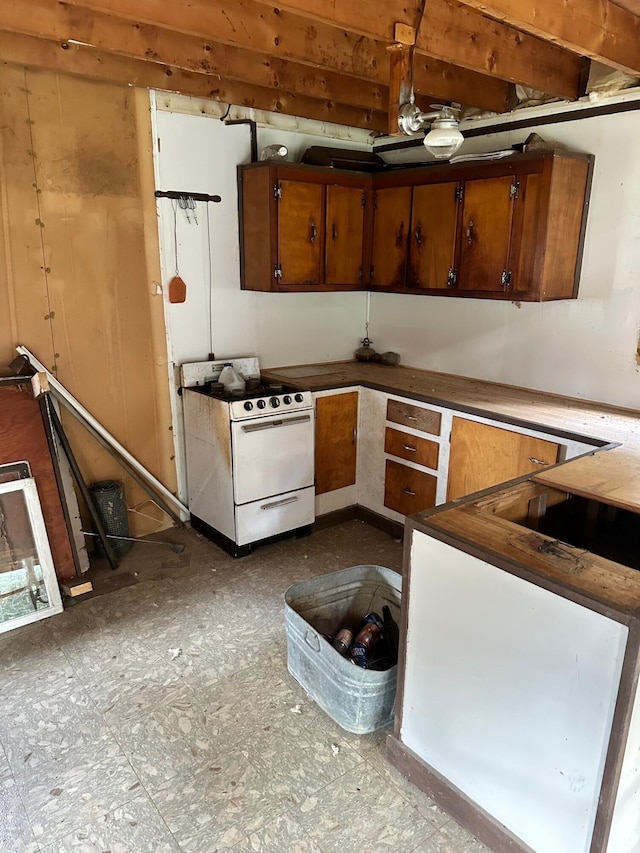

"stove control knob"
[294, 393, 304, 403]
[283, 395, 292, 405]
[270, 396, 280, 408]
[243, 401, 253, 411]
[257, 399, 266, 409]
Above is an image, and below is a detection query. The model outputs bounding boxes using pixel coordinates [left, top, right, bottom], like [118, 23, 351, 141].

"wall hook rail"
[154, 190, 222, 203]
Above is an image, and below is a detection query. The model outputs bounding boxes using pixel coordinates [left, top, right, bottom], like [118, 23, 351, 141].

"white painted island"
[388, 467, 640, 853]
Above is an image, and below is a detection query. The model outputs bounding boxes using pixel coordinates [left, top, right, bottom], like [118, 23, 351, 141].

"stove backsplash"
[180, 357, 261, 389]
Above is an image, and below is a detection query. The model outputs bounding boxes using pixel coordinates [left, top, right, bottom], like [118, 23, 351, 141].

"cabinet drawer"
[385, 427, 439, 469]
[384, 460, 437, 516]
[387, 399, 441, 435]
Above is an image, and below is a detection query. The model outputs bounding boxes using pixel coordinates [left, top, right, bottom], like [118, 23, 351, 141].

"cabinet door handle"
[396, 221, 405, 247]
[331, 221, 338, 241]
[309, 220, 317, 243]
[403, 445, 417, 452]
[353, 427, 357, 444]
[402, 488, 416, 496]
[466, 219, 475, 246]
[529, 457, 550, 466]
[414, 222, 423, 248]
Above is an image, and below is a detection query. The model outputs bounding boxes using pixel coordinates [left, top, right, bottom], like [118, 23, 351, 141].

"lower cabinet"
[315, 386, 597, 525]
[314, 391, 358, 495]
[447, 416, 560, 501]
[384, 459, 437, 516]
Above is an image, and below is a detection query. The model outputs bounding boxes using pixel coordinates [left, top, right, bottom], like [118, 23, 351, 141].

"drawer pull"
[402, 488, 416, 496]
[403, 444, 417, 452]
[529, 457, 549, 466]
[406, 415, 418, 421]
[261, 496, 299, 511]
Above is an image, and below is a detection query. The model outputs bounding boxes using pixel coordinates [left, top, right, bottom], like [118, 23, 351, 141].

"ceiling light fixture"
[397, 102, 464, 160]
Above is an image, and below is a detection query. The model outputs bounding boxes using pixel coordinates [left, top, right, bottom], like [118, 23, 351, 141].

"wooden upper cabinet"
[456, 176, 515, 292]
[238, 151, 592, 299]
[277, 180, 324, 286]
[238, 163, 368, 292]
[325, 184, 365, 286]
[370, 186, 412, 288]
[407, 182, 459, 290]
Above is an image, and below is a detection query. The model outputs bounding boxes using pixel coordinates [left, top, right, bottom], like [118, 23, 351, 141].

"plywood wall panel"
[0, 66, 176, 536]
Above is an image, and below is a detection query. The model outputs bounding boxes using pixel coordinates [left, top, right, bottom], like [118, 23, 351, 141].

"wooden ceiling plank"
[242, 0, 584, 100]
[454, 0, 640, 76]
[0, 0, 389, 112]
[418, 0, 584, 100]
[0, 30, 387, 131]
[58, 0, 512, 111]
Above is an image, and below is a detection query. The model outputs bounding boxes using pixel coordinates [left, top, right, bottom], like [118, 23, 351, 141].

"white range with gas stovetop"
[181, 358, 314, 557]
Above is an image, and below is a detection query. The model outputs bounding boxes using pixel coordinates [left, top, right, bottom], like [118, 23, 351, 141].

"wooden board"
[0, 386, 75, 580]
[0, 67, 176, 536]
[447, 417, 560, 501]
[533, 449, 640, 514]
[315, 392, 358, 495]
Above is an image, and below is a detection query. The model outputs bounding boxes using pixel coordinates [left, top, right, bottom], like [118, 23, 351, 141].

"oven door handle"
[260, 496, 299, 511]
[241, 414, 311, 433]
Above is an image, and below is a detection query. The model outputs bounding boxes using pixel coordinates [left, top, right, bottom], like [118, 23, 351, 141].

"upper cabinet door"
[277, 180, 324, 285]
[370, 186, 412, 289]
[407, 182, 460, 290]
[457, 176, 515, 292]
[325, 185, 365, 286]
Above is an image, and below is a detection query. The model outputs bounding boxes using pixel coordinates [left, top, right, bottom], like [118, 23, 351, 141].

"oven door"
[231, 409, 314, 505]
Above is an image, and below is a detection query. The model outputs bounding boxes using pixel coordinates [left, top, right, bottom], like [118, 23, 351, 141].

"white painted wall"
[152, 91, 640, 418]
[151, 96, 368, 369]
[372, 108, 640, 409]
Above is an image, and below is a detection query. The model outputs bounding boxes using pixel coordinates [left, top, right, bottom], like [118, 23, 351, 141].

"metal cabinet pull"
[352, 427, 357, 444]
[466, 219, 475, 246]
[407, 415, 418, 421]
[403, 445, 417, 452]
[529, 457, 549, 466]
[261, 496, 299, 511]
[331, 221, 338, 241]
[414, 222, 423, 248]
[402, 488, 416, 496]
[309, 220, 317, 243]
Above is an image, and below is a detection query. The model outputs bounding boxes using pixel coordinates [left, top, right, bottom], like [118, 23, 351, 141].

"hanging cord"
[206, 201, 214, 356]
[171, 199, 179, 276]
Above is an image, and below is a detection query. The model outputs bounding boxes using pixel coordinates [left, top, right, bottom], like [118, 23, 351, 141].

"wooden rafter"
[238, 0, 585, 99]
[0, 30, 388, 131]
[53, 0, 512, 112]
[454, 0, 640, 76]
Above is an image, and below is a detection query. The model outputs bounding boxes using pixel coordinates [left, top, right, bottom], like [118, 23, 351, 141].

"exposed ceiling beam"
[244, 0, 585, 100]
[0, 1, 396, 113]
[57, 0, 512, 112]
[454, 0, 640, 76]
[0, 30, 387, 131]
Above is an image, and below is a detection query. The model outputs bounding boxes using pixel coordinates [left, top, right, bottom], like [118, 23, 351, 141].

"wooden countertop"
[264, 360, 640, 608]
[262, 360, 640, 449]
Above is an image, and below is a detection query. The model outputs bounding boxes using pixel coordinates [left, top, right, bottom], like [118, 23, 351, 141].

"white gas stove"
[181, 358, 315, 557]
